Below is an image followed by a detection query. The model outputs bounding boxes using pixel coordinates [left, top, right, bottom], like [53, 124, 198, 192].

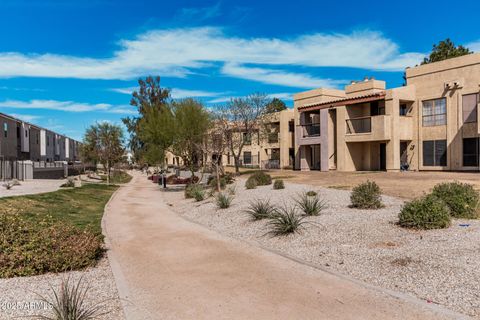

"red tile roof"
[299, 92, 386, 112]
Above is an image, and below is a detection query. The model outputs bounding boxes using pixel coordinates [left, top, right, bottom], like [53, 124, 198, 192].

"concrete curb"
[101, 176, 135, 320]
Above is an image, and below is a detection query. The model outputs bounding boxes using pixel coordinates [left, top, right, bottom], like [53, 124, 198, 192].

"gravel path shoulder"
[0, 256, 125, 320]
[0, 179, 66, 198]
[165, 178, 480, 318]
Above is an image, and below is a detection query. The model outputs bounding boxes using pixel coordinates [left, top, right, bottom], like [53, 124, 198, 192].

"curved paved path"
[103, 172, 465, 320]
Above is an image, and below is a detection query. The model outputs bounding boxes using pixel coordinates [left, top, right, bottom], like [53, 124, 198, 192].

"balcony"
[298, 123, 321, 138]
[345, 115, 391, 142]
[268, 133, 279, 143]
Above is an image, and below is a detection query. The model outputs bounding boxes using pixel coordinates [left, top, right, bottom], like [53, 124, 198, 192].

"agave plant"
[36, 275, 109, 320]
[245, 199, 276, 221]
[216, 192, 233, 209]
[266, 205, 307, 236]
[295, 192, 327, 216]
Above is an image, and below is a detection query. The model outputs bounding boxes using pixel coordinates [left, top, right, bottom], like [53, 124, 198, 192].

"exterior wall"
[29, 126, 42, 161]
[406, 53, 480, 171]
[293, 88, 345, 171]
[0, 115, 19, 159]
[44, 130, 56, 162]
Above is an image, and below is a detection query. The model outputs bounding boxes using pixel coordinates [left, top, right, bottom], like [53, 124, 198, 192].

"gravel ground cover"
[0, 179, 65, 198]
[165, 178, 480, 318]
[0, 256, 125, 320]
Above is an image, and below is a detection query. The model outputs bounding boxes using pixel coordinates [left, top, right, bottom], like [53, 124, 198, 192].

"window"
[243, 151, 252, 164]
[25, 129, 28, 138]
[423, 98, 446, 126]
[463, 138, 479, 167]
[463, 93, 478, 123]
[423, 140, 447, 166]
[36, 133, 39, 144]
[243, 132, 252, 145]
[3, 123, 7, 138]
[399, 104, 408, 116]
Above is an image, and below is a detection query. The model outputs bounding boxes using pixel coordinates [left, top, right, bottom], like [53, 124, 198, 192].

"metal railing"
[261, 159, 280, 169]
[298, 123, 321, 137]
[268, 133, 279, 143]
[346, 116, 371, 134]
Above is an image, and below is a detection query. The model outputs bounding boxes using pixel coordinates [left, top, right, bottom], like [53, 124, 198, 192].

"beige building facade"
[294, 53, 480, 172]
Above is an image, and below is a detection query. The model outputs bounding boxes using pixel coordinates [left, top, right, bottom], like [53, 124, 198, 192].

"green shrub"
[193, 188, 206, 202]
[208, 173, 234, 190]
[295, 192, 327, 216]
[245, 177, 258, 189]
[216, 192, 233, 209]
[350, 180, 384, 209]
[398, 194, 451, 229]
[185, 184, 202, 199]
[267, 205, 306, 236]
[273, 179, 285, 190]
[0, 215, 102, 278]
[245, 199, 275, 220]
[306, 190, 317, 197]
[249, 171, 272, 186]
[431, 181, 480, 218]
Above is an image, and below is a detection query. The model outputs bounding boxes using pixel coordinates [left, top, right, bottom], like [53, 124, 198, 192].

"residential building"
[0, 112, 81, 163]
[294, 53, 480, 172]
[225, 109, 295, 169]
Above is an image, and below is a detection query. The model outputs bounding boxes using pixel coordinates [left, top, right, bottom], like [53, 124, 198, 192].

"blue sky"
[0, 0, 479, 140]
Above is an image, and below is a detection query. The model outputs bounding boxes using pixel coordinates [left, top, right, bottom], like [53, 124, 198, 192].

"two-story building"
[294, 53, 480, 172]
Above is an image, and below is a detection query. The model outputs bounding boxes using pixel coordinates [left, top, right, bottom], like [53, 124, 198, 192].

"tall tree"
[121, 76, 171, 165]
[171, 98, 211, 178]
[422, 39, 472, 65]
[265, 97, 287, 113]
[221, 93, 269, 174]
[82, 122, 125, 185]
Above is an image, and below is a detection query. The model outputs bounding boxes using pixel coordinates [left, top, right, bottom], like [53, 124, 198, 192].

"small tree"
[265, 97, 287, 113]
[422, 39, 472, 65]
[82, 122, 125, 185]
[171, 98, 211, 179]
[221, 93, 269, 174]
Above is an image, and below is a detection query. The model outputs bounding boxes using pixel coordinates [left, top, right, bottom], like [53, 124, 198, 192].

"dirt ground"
[226, 167, 480, 199]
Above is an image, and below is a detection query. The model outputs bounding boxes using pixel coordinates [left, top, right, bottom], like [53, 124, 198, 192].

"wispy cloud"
[0, 27, 426, 88]
[0, 99, 137, 114]
[467, 40, 480, 52]
[175, 2, 221, 22]
[7, 113, 42, 122]
[222, 63, 345, 88]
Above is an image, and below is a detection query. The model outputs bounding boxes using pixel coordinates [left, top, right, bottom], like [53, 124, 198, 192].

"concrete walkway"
[102, 171, 464, 320]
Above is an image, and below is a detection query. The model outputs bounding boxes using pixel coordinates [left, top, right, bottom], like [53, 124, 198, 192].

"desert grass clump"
[245, 199, 276, 220]
[185, 184, 203, 199]
[36, 275, 109, 320]
[295, 192, 327, 216]
[267, 205, 307, 236]
[306, 190, 317, 197]
[216, 192, 233, 209]
[61, 177, 75, 188]
[350, 180, 383, 209]
[245, 177, 258, 189]
[249, 171, 272, 186]
[431, 181, 480, 219]
[193, 188, 206, 202]
[273, 179, 285, 190]
[398, 194, 451, 229]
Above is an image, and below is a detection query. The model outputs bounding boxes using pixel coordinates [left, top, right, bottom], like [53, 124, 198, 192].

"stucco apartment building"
[225, 108, 295, 169]
[294, 53, 480, 172]
[0, 112, 81, 163]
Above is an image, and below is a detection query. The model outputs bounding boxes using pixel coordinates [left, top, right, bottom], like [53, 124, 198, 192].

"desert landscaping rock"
[166, 178, 480, 318]
[0, 256, 125, 320]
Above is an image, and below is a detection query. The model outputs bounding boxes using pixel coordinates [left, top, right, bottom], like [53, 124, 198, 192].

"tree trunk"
[215, 163, 221, 192]
[234, 157, 240, 175]
[106, 161, 110, 185]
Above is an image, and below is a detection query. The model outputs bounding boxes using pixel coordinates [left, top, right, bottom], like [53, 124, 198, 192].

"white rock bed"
[0, 256, 125, 320]
[166, 178, 480, 318]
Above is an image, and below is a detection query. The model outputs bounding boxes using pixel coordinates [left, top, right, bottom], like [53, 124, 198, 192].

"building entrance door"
[379, 143, 386, 171]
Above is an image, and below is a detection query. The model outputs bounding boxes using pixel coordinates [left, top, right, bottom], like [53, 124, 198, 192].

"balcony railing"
[346, 116, 371, 134]
[268, 133, 279, 143]
[298, 123, 321, 137]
